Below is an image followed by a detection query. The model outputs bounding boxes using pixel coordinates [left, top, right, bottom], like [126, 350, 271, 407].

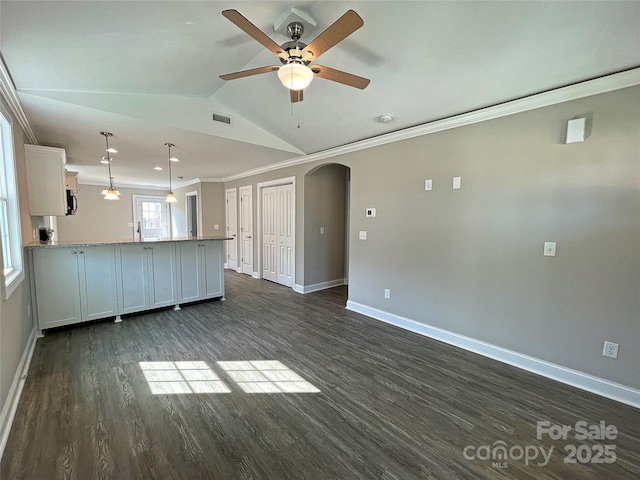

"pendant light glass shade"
[278, 63, 313, 90]
[100, 132, 120, 200]
[164, 143, 178, 203]
[104, 189, 120, 200]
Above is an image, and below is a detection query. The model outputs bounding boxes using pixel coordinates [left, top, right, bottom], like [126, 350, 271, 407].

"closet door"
[262, 186, 277, 282]
[276, 184, 294, 287]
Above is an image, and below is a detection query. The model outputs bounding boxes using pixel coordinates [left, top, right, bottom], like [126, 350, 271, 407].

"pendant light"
[100, 132, 120, 200]
[164, 143, 178, 203]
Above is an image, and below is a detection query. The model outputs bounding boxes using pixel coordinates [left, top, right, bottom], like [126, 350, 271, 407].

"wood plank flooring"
[2, 271, 639, 479]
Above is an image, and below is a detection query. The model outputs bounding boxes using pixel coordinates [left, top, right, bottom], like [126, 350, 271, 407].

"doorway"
[225, 188, 238, 270]
[132, 195, 170, 240]
[258, 178, 294, 288]
[186, 191, 198, 238]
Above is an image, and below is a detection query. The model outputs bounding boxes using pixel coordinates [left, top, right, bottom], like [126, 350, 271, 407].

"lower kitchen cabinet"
[115, 242, 177, 315]
[32, 245, 118, 330]
[177, 240, 224, 303]
[31, 239, 226, 331]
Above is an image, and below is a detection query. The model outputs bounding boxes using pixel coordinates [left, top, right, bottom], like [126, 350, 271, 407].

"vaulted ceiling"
[1, 1, 638, 187]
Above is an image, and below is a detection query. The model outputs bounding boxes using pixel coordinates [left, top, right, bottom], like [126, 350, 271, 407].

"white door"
[276, 184, 294, 287]
[225, 188, 238, 270]
[133, 195, 170, 240]
[239, 185, 253, 276]
[261, 184, 293, 287]
[262, 186, 277, 282]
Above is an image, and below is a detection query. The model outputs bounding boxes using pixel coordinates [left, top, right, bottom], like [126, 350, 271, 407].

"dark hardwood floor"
[2, 271, 639, 479]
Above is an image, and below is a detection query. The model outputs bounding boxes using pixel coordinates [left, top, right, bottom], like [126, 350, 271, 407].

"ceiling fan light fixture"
[278, 63, 313, 90]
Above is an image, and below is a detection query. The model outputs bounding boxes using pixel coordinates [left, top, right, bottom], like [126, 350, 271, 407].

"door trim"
[256, 176, 295, 288]
[185, 190, 200, 238]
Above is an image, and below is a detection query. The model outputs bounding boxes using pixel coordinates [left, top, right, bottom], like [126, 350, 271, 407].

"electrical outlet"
[384, 289, 390, 299]
[424, 179, 432, 191]
[603, 341, 619, 359]
[359, 231, 367, 240]
[320, 227, 325, 235]
[27, 304, 31, 318]
[214, 224, 219, 230]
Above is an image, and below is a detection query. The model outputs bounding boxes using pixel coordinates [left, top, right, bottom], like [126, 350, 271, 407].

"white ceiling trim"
[0, 57, 38, 144]
[223, 67, 640, 182]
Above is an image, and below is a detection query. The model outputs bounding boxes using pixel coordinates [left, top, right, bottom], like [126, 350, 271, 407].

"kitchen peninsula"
[27, 237, 230, 331]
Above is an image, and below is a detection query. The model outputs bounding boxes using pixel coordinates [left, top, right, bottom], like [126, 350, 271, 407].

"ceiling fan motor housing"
[279, 22, 311, 65]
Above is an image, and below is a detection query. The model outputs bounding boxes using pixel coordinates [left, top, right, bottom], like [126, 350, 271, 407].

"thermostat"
[366, 208, 376, 218]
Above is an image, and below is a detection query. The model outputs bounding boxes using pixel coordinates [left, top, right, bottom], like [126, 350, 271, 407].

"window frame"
[0, 102, 24, 299]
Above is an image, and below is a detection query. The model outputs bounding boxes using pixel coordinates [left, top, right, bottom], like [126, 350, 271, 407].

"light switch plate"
[126, 222, 134, 228]
[544, 242, 557, 256]
[359, 231, 367, 240]
[425, 179, 432, 191]
[453, 177, 461, 189]
[214, 224, 219, 230]
[320, 227, 325, 235]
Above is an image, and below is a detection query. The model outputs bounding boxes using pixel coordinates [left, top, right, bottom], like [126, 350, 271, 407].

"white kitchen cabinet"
[32, 246, 118, 330]
[177, 240, 224, 303]
[115, 242, 177, 315]
[25, 145, 67, 216]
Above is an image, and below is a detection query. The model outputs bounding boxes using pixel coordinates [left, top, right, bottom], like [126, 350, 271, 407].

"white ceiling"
[1, 1, 639, 188]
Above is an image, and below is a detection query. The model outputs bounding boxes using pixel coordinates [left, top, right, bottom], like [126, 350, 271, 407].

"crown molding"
[0, 56, 38, 145]
[79, 180, 167, 191]
[223, 67, 640, 182]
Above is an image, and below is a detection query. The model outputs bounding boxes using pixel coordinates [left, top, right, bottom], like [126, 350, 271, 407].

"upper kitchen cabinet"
[25, 144, 67, 216]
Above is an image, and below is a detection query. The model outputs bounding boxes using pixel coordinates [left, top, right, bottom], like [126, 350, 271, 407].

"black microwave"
[66, 189, 78, 216]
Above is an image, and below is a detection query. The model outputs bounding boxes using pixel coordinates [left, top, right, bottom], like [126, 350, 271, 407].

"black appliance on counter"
[66, 189, 78, 216]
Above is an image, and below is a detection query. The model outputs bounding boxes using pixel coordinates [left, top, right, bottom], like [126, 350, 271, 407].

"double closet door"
[262, 184, 293, 287]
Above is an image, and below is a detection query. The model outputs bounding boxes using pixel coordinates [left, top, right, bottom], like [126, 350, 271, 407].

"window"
[0, 104, 23, 299]
[141, 201, 163, 230]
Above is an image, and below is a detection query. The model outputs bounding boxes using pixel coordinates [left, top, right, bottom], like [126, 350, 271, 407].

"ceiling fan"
[219, 9, 370, 103]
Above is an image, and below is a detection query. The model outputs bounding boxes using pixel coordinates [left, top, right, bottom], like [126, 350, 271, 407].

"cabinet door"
[147, 243, 177, 308]
[78, 246, 118, 321]
[25, 145, 67, 216]
[177, 241, 201, 303]
[116, 245, 149, 314]
[33, 248, 81, 329]
[202, 241, 224, 299]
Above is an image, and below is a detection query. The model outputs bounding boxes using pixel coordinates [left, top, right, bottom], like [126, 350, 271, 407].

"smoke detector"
[378, 114, 393, 124]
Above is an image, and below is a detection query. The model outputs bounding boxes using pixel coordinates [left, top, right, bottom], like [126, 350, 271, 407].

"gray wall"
[200, 182, 225, 236]
[0, 98, 35, 418]
[56, 184, 167, 241]
[304, 164, 348, 286]
[226, 86, 639, 390]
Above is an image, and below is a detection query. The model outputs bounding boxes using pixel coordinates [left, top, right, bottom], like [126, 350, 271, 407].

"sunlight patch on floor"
[217, 360, 321, 393]
[139, 361, 231, 395]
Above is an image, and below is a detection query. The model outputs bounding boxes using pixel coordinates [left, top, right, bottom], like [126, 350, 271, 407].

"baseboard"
[252, 272, 259, 279]
[346, 301, 640, 409]
[0, 327, 38, 461]
[236, 268, 242, 273]
[295, 278, 346, 294]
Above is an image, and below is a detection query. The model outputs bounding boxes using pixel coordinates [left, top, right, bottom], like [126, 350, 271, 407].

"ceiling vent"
[212, 113, 232, 126]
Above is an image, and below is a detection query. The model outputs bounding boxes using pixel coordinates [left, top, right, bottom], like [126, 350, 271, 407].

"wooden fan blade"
[219, 66, 280, 81]
[222, 10, 288, 59]
[301, 10, 363, 61]
[290, 90, 304, 103]
[311, 65, 370, 90]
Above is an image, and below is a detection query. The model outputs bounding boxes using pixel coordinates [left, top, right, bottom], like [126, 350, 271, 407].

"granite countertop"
[25, 236, 232, 249]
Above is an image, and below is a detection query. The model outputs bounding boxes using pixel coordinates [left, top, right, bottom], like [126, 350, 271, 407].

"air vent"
[212, 113, 232, 125]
